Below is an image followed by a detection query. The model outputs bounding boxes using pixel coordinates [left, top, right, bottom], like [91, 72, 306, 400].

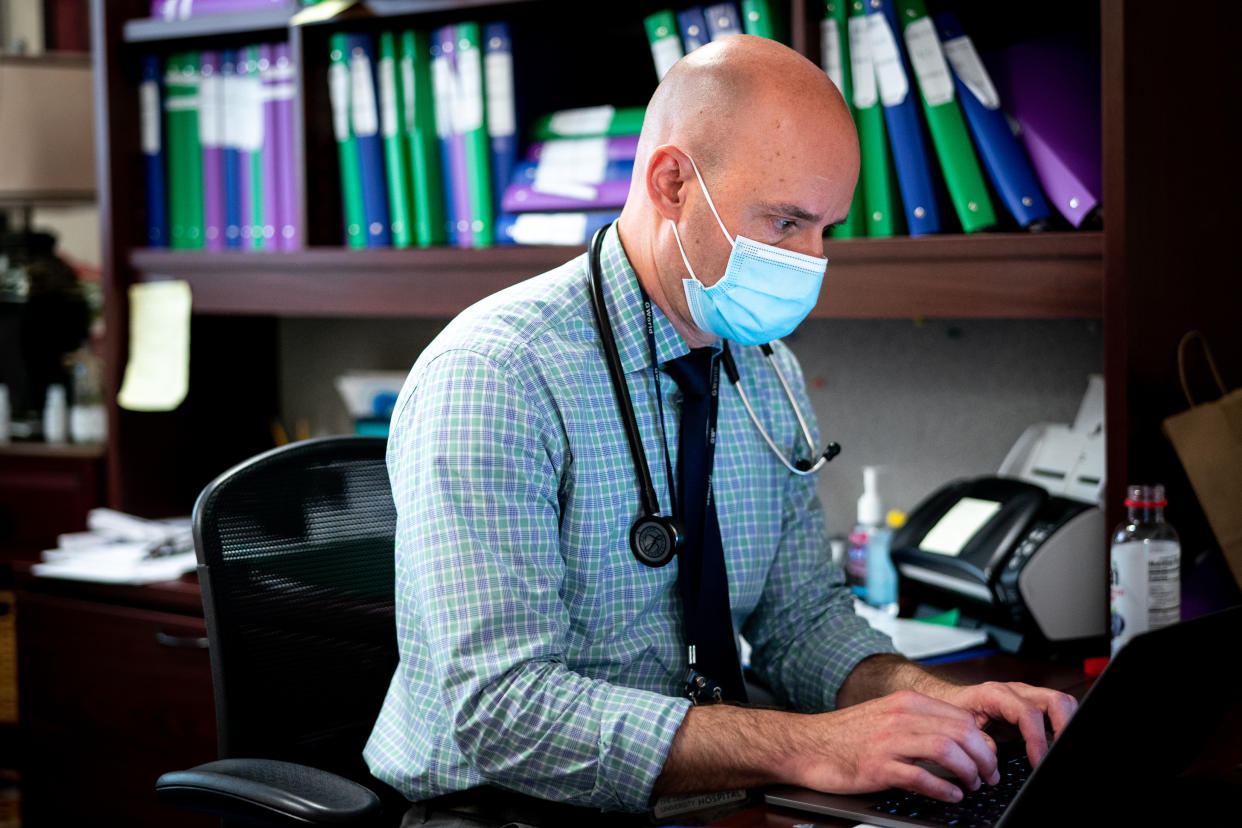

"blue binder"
[935, 12, 1051, 230]
[703, 3, 743, 40]
[484, 22, 518, 218]
[869, 0, 941, 235]
[140, 55, 168, 248]
[347, 33, 392, 247]
[219, 48, 243, 249]
[678, 7, 711, 52]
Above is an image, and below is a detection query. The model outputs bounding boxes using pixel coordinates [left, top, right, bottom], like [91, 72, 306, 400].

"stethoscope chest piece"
[629, 514, 685, 568]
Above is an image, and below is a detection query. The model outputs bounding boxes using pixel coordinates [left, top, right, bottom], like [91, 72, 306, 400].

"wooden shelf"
[122, 7, 296, 42]
[130, 231, 1103, 319]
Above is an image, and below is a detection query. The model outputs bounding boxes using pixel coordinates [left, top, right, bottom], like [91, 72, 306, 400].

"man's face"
[672, 110, 860, 291]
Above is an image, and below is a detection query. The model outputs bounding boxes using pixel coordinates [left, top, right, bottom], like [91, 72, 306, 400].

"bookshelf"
[91, 0, 1242, 547]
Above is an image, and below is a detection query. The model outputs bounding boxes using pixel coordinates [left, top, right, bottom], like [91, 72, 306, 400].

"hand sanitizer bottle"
[866, 510, 906, 615]
[846, 466, 883, 600]
[1110, 484, 1181, 654]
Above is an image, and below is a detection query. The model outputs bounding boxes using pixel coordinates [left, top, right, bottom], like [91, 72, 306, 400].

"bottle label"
[846, 528, 871, 597]
[1110, 539, 1180, 654]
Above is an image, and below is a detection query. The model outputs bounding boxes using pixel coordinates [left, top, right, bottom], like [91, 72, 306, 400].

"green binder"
[895, 0, 995, 233]
[455, 23, 494, 247]
[643, 10, 683, 81]
[165, 51, 205, 249]
[531, 106, 646, 140]
[399, 29, 446, 247]
[848, 0, 901, 237]
[823, 0, 864, 239]
[378, 31, 414, 248]
[328, 33, 365, 248]
[241, 45, 266, 250]
[741, 0, 789, 44]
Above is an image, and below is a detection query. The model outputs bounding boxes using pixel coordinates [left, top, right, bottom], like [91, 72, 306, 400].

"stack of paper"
[32, 509, 197, 586]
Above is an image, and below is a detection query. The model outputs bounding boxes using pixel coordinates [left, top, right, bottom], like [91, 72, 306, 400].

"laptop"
[764, 604, 1242, 827]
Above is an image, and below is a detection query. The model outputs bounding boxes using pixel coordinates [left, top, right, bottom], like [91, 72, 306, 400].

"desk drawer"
[16, 589, 217, 828]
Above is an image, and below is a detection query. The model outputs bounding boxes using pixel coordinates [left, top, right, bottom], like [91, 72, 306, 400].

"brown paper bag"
[1161, 331, 1242, 589]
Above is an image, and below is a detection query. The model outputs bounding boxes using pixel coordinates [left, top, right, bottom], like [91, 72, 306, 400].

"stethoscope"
[586, 222, 840, 569]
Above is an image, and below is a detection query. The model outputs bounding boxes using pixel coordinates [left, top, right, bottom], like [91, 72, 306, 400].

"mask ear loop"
[684, 153, 735, 248]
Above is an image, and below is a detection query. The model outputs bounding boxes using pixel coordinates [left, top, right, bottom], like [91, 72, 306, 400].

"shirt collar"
[598, 222, 718, 375]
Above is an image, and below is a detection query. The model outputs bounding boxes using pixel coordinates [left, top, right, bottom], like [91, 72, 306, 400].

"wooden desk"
[11, 562, 216, 828]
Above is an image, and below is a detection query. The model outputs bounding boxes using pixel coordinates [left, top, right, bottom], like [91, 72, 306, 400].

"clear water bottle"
[1110, 484, 1181, 655]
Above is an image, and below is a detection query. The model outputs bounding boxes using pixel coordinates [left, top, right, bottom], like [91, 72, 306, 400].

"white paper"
[867, 13, 908, 107]
[822, 17, 844, 96]
[849, 15, 877, 109]
[509, 213, 590, 245]
[904, 17, 954, 106]
[853, 600, 990, 660]
[919, 497, 1002, 557]
[943, 34, 1000, 110]
[548, 105, 615, 136]
[117, 281, 191, 412]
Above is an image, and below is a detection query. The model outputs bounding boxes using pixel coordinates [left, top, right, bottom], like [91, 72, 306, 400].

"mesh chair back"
[193, 436, 397, 787]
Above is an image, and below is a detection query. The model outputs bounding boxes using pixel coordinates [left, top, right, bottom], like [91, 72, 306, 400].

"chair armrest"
[156, 758, 383, 826]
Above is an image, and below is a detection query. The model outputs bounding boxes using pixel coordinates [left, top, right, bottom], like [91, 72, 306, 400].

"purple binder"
[526, 135, 640, 163]
[500, 178, 630, 213]
[200, 50, 225, 251]
[152, 0, 289, 19]
[273, 43, 298, 250]
[986, 35, 1102, 228]
[260, 43, 279, 250]
[435, 25, 473, 248]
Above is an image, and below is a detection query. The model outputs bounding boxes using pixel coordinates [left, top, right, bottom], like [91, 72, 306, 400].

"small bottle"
[1110, 484, 1181, 655]
[43, 384, 68, 443]
[846, 466, 883, 599]
[865, 509, 906, 616]
[0, 384, 10, 444]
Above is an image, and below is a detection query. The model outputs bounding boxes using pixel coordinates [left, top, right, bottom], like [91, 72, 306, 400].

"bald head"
[616, 35, 860, 349]
[635, 35, 854, 175]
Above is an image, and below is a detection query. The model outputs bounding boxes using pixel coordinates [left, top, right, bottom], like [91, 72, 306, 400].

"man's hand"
[932, 681, 1078, 768]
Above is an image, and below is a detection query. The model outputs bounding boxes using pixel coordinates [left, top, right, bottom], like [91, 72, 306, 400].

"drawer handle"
[155, 631, 210, 649]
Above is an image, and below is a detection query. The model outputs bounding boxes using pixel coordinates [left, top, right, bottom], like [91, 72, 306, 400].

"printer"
[890, 376, 1108, 653]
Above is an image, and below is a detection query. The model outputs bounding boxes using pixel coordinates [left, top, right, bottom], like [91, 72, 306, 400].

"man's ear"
[645, 145, 691, 222]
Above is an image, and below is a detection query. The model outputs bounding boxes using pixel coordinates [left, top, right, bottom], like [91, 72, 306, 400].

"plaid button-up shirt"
[364, 223, 894, 811]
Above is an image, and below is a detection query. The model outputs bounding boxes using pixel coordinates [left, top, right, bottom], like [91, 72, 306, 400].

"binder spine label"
[199, 72, 222, 145]
[379, 56, 399, 138]
[240, 70, 264, 152]
[651, 35, 682, 80]
[431, 52, 454, 139]
[903, 17, 953, 106]
[329, 60, 351, 141]
[849, 16, 877, 108]
[822, 18, 844, 94]
[350, 51, 379, 137]
[485, 50, 516, 137]
[454, 43, 484, 133]
[141, 80, 161, 154]
[867, 13, 908, 106]
[401, 55, 417, 133]
[942, 35, 999, 109]
[548, 105, 615, 136]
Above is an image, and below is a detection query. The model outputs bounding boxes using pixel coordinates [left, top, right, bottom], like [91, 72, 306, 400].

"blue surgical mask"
[671, 155, 828, 346]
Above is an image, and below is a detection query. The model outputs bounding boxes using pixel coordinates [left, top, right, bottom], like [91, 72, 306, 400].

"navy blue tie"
[663, 348, 747, 702]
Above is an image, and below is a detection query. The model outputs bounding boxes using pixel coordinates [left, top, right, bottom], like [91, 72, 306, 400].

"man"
[365, 35, 1076, 821]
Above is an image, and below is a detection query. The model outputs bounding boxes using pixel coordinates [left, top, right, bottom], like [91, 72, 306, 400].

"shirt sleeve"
[740, 347, 897, 712]
[388, 347, 690, 811]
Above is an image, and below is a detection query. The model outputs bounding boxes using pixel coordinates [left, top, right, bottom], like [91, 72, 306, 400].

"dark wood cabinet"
[13, 567, 216, 828]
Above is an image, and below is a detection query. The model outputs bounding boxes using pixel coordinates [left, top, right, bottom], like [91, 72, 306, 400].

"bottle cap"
[1124, 483, 1167, 508]
[1083, 656, 1109, 677]
[886, 509, 907, 530]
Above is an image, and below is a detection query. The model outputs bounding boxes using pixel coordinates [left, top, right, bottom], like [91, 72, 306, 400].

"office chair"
[156, 436, 409, 827]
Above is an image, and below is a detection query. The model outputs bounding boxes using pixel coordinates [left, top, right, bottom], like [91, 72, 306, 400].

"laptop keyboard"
[870, 751, 1032, 827]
